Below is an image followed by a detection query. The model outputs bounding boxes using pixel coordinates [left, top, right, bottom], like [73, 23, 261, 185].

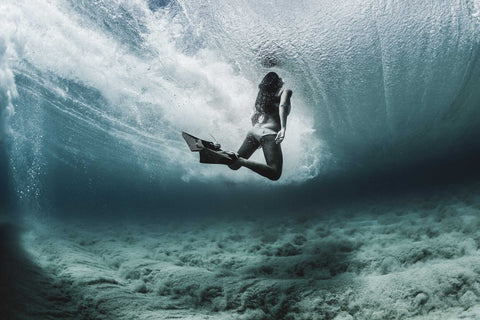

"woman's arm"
[275, 89, 292, 144]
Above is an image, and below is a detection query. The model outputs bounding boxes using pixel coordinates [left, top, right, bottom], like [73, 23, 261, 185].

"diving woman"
[228, 72, 292, 181]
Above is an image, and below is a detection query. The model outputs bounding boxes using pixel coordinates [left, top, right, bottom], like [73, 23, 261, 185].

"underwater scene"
[1, 0, 480, 319]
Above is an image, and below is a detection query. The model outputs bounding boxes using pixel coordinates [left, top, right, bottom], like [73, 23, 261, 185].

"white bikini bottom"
[248, 126, 277, 143]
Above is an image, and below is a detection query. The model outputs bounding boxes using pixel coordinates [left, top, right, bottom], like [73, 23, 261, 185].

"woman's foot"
[224, 152, 241, 170]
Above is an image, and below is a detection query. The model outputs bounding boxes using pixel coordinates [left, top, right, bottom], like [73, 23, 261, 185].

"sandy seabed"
[20, 188, 480, 320]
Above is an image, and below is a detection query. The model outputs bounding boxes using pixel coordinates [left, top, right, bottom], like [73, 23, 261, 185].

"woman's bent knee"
[268, 168, 282, 181]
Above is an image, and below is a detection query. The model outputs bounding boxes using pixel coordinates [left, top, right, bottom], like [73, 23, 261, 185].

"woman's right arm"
[275, 89, 292, 144]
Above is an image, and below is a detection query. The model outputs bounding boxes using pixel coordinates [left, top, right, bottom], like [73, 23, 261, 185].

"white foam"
[0, 9, 21, 138]
[4, 0, 325, 184]
[6, 0, 479, 185]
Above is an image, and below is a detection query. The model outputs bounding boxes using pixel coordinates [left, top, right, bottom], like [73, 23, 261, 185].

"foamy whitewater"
[1, 0, 480, 319]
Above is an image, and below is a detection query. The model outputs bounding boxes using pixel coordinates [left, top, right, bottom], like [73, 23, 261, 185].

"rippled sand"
[12, 188, 480, 320]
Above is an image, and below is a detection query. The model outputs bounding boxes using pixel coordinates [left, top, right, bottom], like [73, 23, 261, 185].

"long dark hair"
[258, 72, 282, 92]
[252, 72, 282, 124]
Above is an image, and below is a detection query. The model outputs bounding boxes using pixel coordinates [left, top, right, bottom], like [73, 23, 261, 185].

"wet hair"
[258, 72, 282, 92]
[252, 72, 283, 124]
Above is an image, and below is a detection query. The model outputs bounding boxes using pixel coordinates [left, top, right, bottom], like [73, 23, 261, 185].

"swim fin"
[182, 131, 237, 165]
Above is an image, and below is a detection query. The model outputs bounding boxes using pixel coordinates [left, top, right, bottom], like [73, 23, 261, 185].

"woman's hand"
[275, 128, 285, 144]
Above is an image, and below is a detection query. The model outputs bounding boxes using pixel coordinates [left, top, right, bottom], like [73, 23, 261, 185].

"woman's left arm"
[275, 89, 293, 144]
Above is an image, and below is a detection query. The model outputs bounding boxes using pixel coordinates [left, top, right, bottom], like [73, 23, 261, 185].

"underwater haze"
[1, 0, 480, 319]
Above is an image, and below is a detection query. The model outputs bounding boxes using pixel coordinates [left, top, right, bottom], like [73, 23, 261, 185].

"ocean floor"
[18, 189, 480, 320]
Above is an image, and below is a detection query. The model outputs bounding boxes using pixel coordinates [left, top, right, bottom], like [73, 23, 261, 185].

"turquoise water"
[1, 0, 480, 214]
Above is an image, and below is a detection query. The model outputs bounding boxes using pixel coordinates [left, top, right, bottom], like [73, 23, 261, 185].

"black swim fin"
[199, 149, 238, 165]
[182, 132, 221, 152]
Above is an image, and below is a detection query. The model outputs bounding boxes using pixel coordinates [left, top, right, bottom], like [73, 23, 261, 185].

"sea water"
[1, 0, 480, 319]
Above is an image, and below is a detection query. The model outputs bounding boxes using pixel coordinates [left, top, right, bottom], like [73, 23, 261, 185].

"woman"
[228, 72, 292, 180]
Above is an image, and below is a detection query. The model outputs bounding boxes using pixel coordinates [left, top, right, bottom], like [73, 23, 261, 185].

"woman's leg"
[235, 135, 283, 180]
[228, 133, 260, 170]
